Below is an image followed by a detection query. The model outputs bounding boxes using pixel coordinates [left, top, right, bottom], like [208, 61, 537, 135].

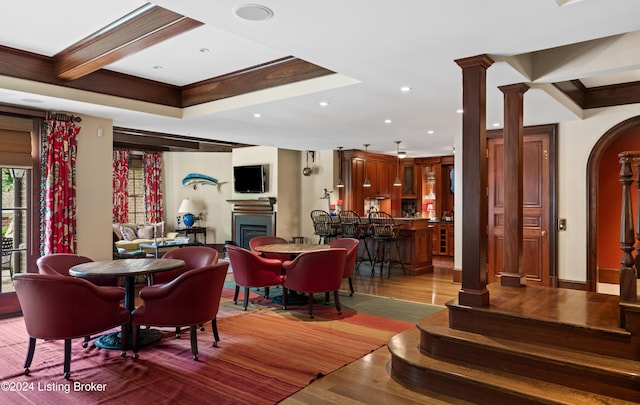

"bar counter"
[392, 217, 433, 275]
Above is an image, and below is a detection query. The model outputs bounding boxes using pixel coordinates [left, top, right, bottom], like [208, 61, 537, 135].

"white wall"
[75, 115, 113, 260]
[163, 152, 233, 244]
[557, 104, 640, 282]
[300, 149, 337, 243]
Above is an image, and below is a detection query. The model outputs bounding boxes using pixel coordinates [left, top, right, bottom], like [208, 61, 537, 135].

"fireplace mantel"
[227, 198, 277, 249]
[227, 198, 276, 212]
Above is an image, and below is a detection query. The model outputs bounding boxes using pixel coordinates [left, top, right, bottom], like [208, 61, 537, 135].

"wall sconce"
[362, 144, 371, 187]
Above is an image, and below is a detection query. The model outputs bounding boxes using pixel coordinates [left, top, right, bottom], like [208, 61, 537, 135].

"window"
[1, 168, 29, 292]
[127, 156, 145, 224]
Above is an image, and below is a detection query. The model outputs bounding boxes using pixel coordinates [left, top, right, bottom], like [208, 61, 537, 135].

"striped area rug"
[0, 293, 441, 404]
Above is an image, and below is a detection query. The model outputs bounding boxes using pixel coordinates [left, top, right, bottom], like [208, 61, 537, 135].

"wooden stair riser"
[447, 306, 636, 360]
[420, 332, 640, 402]
[390, 355, 553, 405]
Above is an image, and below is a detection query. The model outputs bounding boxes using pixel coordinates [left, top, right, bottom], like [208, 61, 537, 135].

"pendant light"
[336, 146, 344, 188]
[393, 140, 402, 187]
[362, 144, 371, 187]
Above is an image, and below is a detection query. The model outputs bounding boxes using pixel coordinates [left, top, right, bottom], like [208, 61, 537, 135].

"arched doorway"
[587, 115, 640, 291]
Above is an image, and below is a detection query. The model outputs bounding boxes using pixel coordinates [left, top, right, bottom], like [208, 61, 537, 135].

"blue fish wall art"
[182, 173, 228, 191]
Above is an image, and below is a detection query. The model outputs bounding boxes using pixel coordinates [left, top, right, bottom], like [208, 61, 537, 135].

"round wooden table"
[253, 243, 330, 305]
[253, 243, 330, 258]
[69, 258, 185, 349]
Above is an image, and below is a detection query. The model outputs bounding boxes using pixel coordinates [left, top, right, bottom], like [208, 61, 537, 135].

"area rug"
[0, 295, 442, 405]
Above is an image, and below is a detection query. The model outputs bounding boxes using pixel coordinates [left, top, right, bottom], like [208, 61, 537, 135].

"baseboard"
[598, 267, 619, 285]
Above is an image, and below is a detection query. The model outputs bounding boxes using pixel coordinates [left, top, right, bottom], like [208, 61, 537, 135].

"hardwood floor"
[283, 257, 469, 405]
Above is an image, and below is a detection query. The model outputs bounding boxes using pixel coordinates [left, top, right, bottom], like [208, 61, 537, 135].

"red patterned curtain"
[113, 149, 129, 223]
[143, 151, 163, 223]
[40, 114, 80, 255]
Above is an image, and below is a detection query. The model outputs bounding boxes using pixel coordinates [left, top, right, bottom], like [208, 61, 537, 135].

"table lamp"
[178, 198, 198, 228]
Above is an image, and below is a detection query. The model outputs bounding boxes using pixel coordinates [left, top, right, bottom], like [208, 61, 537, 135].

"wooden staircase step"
[446, 284, 639, 360]
[417, 310, 640, 402]
[388, 327, 636, 405]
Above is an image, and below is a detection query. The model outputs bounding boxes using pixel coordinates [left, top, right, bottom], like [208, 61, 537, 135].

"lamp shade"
[178, 199, 197, 214]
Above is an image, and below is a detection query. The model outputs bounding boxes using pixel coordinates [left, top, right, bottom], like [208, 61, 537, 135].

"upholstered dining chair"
[13, 273, 129, 379]
[249, 235, 290, 261]
[131, 262, 229, 361]
[226, 244, 286, 310]
[282, 248, 347, 319]
[37, 253, 120, 348]
[149, 246, 219, 337]
[37, 253, 119, 287]
[328, 238, 360, 296]
[150, 246, 219, 285]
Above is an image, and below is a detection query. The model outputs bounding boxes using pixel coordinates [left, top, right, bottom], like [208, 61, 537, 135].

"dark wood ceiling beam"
[181, 56, 335, 107]
[53, 4, 203, 81]
[582, 81, 640, 109]
[553, 79, 640, 110]
[0, 45, 183, 107]
[552, 80, 586, 108]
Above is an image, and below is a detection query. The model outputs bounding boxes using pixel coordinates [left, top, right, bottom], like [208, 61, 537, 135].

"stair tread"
[418, 310, 640, 376]
[389, 327, 636, 405]
[448, 283, 626, 334]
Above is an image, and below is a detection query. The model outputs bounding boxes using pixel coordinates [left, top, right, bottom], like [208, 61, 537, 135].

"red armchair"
[36, 253, 120, 348]
[131, 262, 229, 360]
[282, 248, 347, 318]
[329, 238, 360, 296]
[226, 244, 286, 310]
[150, 246, 219, 285]
[13, 273, 129, 379]
[249, 235, 291, 261]
[150, 246, 219, 337]
[37, 253, 119, 287]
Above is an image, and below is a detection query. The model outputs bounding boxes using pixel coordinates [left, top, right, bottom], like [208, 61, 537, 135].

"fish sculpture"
[182, 173, 228, 191]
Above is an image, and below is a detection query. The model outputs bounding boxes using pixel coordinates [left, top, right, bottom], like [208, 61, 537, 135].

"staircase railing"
[618, 152, 640, 326]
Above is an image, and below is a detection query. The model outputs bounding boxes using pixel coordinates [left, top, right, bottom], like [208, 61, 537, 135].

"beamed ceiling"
[0, 1, 640, 156]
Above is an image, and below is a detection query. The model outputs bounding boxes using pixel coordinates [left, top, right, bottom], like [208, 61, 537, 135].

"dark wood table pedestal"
[69, 258, 185, 350]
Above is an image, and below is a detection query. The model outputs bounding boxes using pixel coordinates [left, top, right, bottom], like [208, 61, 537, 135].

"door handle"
[541, 230, 547, 236]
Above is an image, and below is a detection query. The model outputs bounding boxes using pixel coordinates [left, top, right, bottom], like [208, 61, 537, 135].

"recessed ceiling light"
[253, 113, 262, 118]
[456, 109, 463, 114]
[199, 48, 210, 53]
[427, 130, 434, 134]
[319, 101, 329, 107]
[384, 119, 392, 124]
[153, 65, 163, 70]
[234, 4, 274, 21]
[400, 86, 411, 92]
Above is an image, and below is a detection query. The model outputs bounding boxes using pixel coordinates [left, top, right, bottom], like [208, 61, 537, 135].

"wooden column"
[499, 83, 529, 287]
[455, 54, 493, 307]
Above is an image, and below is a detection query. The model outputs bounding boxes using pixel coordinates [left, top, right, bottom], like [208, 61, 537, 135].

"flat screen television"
[233, 164, 266, 193]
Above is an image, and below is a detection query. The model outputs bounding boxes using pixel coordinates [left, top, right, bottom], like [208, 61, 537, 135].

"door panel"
[488, 133, 551, 286]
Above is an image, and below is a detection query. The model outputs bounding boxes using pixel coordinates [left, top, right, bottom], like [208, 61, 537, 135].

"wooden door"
[487, 127, 554, 286]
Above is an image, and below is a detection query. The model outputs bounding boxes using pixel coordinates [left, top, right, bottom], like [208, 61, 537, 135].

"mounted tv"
[233, 164, 266, 193]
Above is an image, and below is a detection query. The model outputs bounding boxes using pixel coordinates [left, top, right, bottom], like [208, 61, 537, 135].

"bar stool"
[338, 210, 373, 271]
[369, 211, 406, 278]
[310, 210, 339, 244]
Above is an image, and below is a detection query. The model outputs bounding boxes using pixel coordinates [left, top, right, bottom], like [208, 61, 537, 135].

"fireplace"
[228, 198, 277, 250]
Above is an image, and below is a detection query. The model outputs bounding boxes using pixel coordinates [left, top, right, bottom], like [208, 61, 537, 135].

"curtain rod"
[45, 112, 82, 123]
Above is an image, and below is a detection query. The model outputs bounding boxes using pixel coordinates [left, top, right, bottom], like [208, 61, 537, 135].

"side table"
[175, 226, 207, 244]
